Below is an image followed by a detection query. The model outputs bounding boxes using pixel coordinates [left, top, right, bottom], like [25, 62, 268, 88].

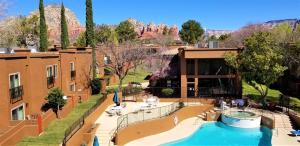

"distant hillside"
[29, 4, 85, 45]
[204, 29, 233, 38]
[127, 18, 180, 40]
[262, 19, 300, 29]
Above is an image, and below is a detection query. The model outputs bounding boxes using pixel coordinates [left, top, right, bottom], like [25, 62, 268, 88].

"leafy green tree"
[271, 23, 293, 45]
[208, 35, 217, 41]
[179, 20, 204, 44]
[17, 15, 39, 47]
[219, 34, 230, 41]
[76, 31, 86, 47]
[45, 88, 66, 118]
[225, 32, 287, 105]
[60, 3, 70, 50]
[162, 26, 168, 35]
[39, 0, 48, 52]
[91, 78, 101, 95]
[115, 20, 137, 43]
[95, 25, 113, 44]
[86, 0, 97, 79]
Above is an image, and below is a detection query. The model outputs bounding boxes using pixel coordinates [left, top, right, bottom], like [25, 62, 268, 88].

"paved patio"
[94, 101, 174, 146]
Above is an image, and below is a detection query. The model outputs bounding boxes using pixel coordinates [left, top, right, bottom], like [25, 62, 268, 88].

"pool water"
[162, 122, 272, 146]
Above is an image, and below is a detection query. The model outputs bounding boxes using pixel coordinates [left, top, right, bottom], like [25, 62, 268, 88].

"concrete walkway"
[125, 117, 209, 146]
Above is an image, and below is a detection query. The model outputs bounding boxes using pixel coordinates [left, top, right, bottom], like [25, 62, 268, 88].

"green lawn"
[17, 94, 102, 146]
[107, 65, 150, 89]
[243, 81, 300, 106]
[122, 66, 150, 85]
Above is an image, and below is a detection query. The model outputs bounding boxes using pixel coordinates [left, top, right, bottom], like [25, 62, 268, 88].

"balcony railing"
[9, 85, 23, 103]
[47, 76, 55, 88]
[71, 70, 76, 81]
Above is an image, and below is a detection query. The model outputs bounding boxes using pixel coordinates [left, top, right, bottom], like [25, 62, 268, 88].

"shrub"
[123, 86, 143, 96]
[44, 88, 66, 118]
[161, 88, 174, 96]
[91, 78, 101, 95]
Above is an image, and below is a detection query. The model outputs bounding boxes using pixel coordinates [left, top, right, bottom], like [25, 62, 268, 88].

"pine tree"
[60, 3, 70, 50]
[86, 0, 96, 79]
[39, 0, 48, 52]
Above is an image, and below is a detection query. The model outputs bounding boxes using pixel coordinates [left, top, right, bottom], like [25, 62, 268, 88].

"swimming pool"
[162, 122, 272, 146]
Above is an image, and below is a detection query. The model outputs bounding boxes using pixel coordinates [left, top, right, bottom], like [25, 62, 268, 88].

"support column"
[179, 49, 187, 99]
[194, 59, 198, 97]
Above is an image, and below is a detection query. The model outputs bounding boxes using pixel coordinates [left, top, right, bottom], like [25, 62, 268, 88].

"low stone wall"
[289, 111, 300, 128]
[0, 120, 38, 146]
[115, 105, 214, 146]
[261, 115, 275, 129]
[66, 93, 115, 146]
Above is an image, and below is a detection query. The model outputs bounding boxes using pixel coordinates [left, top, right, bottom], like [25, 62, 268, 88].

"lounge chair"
[291, 130, 300, 136]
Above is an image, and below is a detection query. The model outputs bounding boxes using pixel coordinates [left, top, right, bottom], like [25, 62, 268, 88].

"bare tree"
[145, 34, 173, 76]
[223, 24, 269, 47]
[102, 41, 146, 91]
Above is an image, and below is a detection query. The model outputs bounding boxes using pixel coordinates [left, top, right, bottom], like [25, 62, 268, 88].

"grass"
[242, 81, 300, 106]
[17, 94, 102, 146]
[107, 65, 150, 88]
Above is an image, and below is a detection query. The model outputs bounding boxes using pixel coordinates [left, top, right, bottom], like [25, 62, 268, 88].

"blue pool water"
[162, 122, 272, 146]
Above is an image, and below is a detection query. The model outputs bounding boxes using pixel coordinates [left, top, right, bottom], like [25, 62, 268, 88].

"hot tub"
[221, 111, 261, 128]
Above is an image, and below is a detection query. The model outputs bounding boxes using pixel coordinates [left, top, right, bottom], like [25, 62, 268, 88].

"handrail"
[62, 94, 107, 146]
[108, 102, 183, 145]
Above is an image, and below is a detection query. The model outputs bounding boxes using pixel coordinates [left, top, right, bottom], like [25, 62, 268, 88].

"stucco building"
[178, 47, 242, 99]
[0, 46, 102, 130]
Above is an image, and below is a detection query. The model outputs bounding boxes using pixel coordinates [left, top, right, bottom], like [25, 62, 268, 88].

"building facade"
[0, 47, 101, 130]
[179, 48, 242, 99]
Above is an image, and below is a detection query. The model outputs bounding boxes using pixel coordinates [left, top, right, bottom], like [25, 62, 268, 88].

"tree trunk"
[118, 78, 123, 92]
[261, 87, 269, 109]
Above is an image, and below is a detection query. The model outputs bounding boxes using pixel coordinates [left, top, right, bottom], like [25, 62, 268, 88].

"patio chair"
[231, 100, 238, 107]
[291, 130, 300, 136]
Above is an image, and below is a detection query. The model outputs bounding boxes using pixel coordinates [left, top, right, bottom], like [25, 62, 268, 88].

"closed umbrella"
[113, 91, 120, 106]
[93, 136, 99, 146]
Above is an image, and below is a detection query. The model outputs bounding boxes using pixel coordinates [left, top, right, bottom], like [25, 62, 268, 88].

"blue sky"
[6, 0, 300, 30]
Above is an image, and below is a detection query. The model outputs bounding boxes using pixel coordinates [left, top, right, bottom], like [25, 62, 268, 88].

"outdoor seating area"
[95, 95, 174, 146]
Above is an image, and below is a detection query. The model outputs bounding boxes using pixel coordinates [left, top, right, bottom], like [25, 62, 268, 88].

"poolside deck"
[94, 102, 174, 146]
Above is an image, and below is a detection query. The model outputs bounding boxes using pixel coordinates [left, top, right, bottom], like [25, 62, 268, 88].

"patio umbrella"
[93, 136, 99, 146]
[113, 91, 120, 106]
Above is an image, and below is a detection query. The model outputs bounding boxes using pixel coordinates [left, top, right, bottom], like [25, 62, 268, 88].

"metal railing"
[9, 85, 23, 103]
[108, 102, 183, 145]
[47, 76, 55, 88]
[116, 102, 182, 131]
[62, 94, 107, 146]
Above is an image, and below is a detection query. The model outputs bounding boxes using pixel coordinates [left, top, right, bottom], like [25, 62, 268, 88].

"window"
[186, 59, 195, 75]
[53, 64, 58, 78]
[198, 59, 234, 75]
[46, 66, 55, 88]
[11, 104, 24, 120]
[70, 62, 75, 71]
[47, 66, 53, 77]
[70, 83, 76, 92]
[9, 73, 20, 89]
[70, 62, 76, 80]
[9, 73, 23, 103]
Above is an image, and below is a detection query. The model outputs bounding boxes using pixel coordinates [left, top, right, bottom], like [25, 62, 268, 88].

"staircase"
[95, 129, 115, 146]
